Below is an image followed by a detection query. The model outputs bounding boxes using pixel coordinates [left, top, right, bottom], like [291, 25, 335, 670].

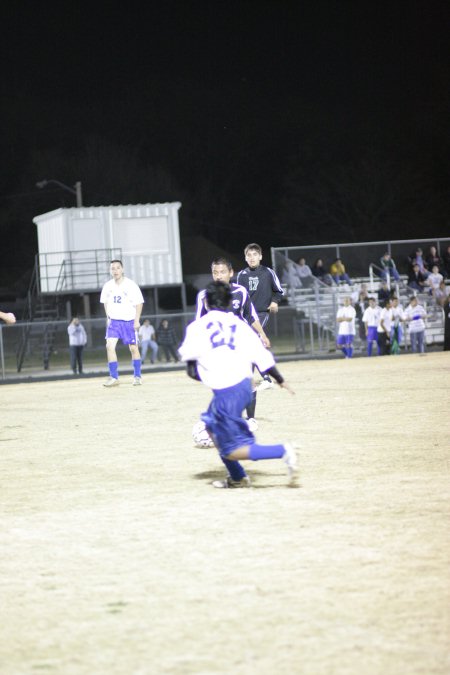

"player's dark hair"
[205, 281, 232, 311]
[211, 257, 233, 271]
[244, 243, 262, 255]
[110, 259, 123, 266]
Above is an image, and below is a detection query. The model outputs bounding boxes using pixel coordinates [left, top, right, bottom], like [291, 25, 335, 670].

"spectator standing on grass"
[157, 319, 179, 363]
[380, 252, 400, 282]
[390, 297, 405, 354]
[354, 288, 370, 346]
[443, 294, 450, 351]
[404, 296, 427, 354]
[67, 317, 87, 375]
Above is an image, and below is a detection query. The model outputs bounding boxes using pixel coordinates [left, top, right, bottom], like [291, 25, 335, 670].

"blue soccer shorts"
[106, 319, 137, 345]
[201, 378, 255, 457]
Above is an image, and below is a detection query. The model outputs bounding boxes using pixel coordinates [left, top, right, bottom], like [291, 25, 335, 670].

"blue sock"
[133, 359, 141, 377]
[367, 342, 372, 357]
[341, 347, 348, 357]
[248, 443, 285, 461]
[108, 361, 119, 379]
[347, 346, 353, 358]
[221, 456, 247, 481]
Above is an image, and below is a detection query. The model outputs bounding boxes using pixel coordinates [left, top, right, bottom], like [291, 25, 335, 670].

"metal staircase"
[16, 260, 65, 372]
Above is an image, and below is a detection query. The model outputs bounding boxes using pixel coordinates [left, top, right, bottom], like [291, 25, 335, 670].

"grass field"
[1, 352, 449, 674]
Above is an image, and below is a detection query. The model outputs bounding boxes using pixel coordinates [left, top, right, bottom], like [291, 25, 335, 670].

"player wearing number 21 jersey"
[179, 281, 299, 489]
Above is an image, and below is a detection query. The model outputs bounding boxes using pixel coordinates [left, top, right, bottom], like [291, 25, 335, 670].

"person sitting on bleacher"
[377, 280, 392, 308]
[295, 257, 315, 288]
[434, 279, 450, 308]
[407, 263, 428, 293]
[426, 265, 444, 297]
[312, 258, 333, 286]
[379, 252, 400, 282]
[281, 258, 302, 289]
[408, 248, 429, 277]
[330, 258, 352, 285]
[425, 246, 443, 274]
[442, 245, 450, 279]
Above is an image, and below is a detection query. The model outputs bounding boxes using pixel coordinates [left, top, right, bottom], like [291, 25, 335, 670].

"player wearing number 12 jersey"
[179, 281, 299, 488]
[100, 259, 144, 387]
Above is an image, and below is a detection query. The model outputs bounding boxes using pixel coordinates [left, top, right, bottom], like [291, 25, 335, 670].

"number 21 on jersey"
[206, 320, 236, 350]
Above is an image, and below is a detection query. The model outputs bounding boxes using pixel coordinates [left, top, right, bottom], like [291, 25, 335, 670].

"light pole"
[36, 179, 83, 207]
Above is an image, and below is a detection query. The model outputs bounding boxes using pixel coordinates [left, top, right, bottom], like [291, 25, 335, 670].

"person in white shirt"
[178, 281, 298, 489]
[138, 319, 158, 364]
[336, 296, 356, 358]
[100, 259, 144, 386]
[426, 265, 444, 296]
[362, 297, 381, 356]
[404, 296, 427, 353]
[377, 298, 394, 356]
[67, 317, 87, 374]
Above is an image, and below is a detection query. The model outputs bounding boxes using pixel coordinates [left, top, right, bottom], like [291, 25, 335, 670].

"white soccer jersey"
[179, 310, 275, 390]
[362, 305, 381, 327]
[377, 307, 394, 333]
[337, 305, 356, 335]
[100, 278, 144, 321]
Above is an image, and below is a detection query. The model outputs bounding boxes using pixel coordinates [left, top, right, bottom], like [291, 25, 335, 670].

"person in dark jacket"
[157, 319, 179, 362]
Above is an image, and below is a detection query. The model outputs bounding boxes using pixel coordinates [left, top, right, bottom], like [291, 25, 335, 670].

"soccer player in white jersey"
[336, 296, 356, 358]
[362, 297, 381, 356]
[196, 257, 270, 426]
[100, 259, 144, 386]
[179, 281, 299, 489]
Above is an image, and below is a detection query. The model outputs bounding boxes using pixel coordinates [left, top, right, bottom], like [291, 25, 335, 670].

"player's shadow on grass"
[192, 470, 296, 489]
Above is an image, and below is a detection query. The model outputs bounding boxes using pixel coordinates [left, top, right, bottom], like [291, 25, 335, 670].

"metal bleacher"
[273, 238, 449, 353]
[281, 274, 445, 353]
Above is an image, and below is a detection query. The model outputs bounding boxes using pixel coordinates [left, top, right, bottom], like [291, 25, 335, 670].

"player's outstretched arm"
[0, 311, 16, 324]
[262, 365, 295, 395]
[186, 360, 201, 381]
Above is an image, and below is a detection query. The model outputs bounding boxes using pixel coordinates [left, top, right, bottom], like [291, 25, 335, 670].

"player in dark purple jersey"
[236, 243, 284, 389]
[195, 258, 270, 425]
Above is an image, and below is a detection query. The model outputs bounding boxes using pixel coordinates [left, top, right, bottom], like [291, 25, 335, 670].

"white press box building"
[33, 203, 183, 295]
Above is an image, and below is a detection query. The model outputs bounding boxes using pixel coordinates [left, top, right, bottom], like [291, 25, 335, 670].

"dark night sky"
[1, 1, 449, 290]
